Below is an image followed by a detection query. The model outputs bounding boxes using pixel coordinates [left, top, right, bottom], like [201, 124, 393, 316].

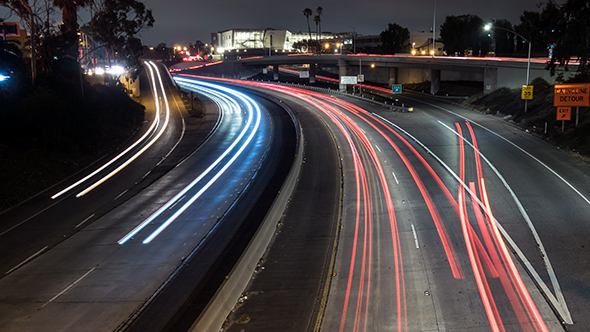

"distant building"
[210, 28, 444, 56]
[210, 28, 354, 54]
[1, 22, 28, 56]
[410, 31, 443, 55]
[354, 35, 381, 53]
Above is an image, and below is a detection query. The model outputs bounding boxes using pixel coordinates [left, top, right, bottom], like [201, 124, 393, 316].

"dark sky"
[137, 0, 545, 46]
[2, 0, 546, 46]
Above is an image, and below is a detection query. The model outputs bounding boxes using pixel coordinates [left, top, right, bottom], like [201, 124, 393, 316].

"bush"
[0, 73, 144, 153]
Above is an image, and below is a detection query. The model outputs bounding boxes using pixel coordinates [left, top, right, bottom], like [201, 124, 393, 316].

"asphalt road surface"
[0, 64, 289, 331]
[206, 78, 590, 332]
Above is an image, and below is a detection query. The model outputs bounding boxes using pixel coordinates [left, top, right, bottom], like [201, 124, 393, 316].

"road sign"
[522, 85, 533, 100]
[340, 76, 358, 84]
[557, 107, 571, 120]
[392, 84, 402, 94]
[357, 74, 364, 83]
[554, 83, 590, 107]
[299, 71, 309, 78]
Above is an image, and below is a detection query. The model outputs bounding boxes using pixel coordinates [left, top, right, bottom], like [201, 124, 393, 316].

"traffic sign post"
[557, 106, 571, 132]
[554, 84, 589, 129]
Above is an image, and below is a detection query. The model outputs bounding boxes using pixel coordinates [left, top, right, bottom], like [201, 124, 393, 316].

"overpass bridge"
[211, 54, 576, 94]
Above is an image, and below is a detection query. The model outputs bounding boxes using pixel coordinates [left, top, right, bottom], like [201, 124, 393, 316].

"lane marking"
[410, 224, 419, 249]
[375, 144, 381, 152]
[114, 189, 128, 201]
[41, 267, 96, 308]
[0, 196, 66, 237]
[75, 214, 95, 229]
[438, 120, 571, 324]
[50, 61, 164, 200]
[374, 113, 573, 324]
[407, 95, 590, 207]
[76, 62, 171, 198]
[5, 246, 48, 275]
[391, 171, 399, 185]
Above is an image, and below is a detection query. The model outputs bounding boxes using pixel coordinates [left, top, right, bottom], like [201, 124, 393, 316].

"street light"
[485, 23, 532, 112]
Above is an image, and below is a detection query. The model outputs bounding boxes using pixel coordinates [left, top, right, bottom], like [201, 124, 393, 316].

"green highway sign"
[392, 84, 402, 94]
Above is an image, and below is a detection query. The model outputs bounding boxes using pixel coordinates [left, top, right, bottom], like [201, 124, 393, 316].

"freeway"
[182, 76, 590, 332]
[0, 63, 294, 331]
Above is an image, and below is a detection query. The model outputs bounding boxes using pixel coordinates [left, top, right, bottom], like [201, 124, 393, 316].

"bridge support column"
[388, 67, 399, 86]
[484, 67, 497, 94]
[338, 59, 347, 92]
[309, 63, 316, 84]
[273, 65, 279, 80]
[431, 69, 441, 95]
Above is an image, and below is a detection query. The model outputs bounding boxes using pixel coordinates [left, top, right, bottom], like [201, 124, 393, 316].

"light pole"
[485, 23, 532, 112]
[432, 0, 436, 57]
[339, 23, 356, 54]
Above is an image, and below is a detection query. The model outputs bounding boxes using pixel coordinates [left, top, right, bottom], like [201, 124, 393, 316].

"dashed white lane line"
[5, 246, 48, 275]
[41, 267, 97, 308]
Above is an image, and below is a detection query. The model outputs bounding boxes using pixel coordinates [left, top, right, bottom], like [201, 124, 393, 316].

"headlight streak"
[172, 74, 553, 329]
[117, 77, 261, 245]
[50, 61, 165, 199]
[75, 62, 172, 197]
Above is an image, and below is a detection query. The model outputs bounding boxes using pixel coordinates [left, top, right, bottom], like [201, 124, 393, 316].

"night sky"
[2, 0, 546, 46]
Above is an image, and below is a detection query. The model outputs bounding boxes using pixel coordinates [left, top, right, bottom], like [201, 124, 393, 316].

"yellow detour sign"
[557, 107, 571, 120]
[522, 85, 533, 100]
[554, 83, 590, 107]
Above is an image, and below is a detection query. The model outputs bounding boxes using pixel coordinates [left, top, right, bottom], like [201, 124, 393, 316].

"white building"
[211, 28, 352, 54]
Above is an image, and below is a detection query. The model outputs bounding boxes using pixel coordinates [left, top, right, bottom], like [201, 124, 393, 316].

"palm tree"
[53, 0, 91, 33]
[303, 8, 313, 50]
[317, 6, 323, 45]
[314, 15, 320, 54]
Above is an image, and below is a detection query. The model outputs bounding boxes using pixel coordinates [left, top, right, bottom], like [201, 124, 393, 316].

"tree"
[541, 0, 590, 80]
[303, 8, 313, 51]
[91, 0, 154, 69]
[515, 2, 560, 54]
[489, 19, 515, 55]
[0, 0, 38, 83]
[316, 6, 322, 52]
[314, 14, 320, 52]
[380, 23, 409, 54]
[53, 0, 90, 33]
[194, 40, 204, 56]
[0, 38, 28, 97]
[440, 14, 489, 56]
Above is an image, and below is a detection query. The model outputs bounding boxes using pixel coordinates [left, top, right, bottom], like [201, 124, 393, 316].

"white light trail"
[118, 78, 262, 244]
[74, 62, 172, 197]
[50, 61, 166, 199]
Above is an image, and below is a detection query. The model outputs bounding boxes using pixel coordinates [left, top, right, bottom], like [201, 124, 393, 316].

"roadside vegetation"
[464, 77, 590, 158]
[0, 0, 153, 211]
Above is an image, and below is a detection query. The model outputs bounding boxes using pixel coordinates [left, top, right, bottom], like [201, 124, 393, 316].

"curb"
[188, 117, 304, 332]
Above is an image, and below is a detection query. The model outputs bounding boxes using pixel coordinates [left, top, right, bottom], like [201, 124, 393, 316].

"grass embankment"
[0, 74, 145, 211]
[462, 77, 590, 158]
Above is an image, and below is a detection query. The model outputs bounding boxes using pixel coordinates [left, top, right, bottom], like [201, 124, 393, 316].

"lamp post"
[485, 23, 532, 112]
[432, 0, 436, 57]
